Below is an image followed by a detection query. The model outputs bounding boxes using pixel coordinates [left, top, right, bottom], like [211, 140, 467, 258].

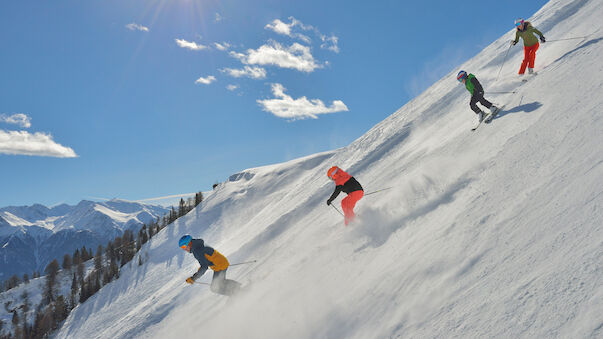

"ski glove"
[540, 36, 546, 43]
[326, 199, 332, 206]
[186, 277, 194, 284]
[511, 40, 517, 46]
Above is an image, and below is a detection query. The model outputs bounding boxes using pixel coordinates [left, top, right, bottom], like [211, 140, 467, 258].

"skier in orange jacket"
[326, 166, 364, 225]
[179, 235, 241, 296]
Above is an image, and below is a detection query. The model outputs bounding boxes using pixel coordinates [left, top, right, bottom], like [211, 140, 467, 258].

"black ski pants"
[211, 269, 241, 296]
[469, 92, 492, 114]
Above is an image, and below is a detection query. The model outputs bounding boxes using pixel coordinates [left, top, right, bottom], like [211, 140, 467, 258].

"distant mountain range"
[0, 200, 168, 280]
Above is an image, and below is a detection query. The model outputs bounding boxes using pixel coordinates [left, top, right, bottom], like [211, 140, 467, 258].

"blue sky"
[0, 0, 545, 207]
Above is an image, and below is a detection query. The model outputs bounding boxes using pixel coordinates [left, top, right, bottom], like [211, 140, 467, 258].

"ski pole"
[330, 204, 344, 217]
[194, 281, 210, 286]
[485, 91, 517, 94]
[495, 42, 513, 82]
[364, 187, 394, 196]
[546, 36, 590, 42]
[230, 260, 257, 267]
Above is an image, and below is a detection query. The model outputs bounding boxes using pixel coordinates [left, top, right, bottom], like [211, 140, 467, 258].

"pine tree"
[32, 308, 45, 339]
[195, 191, 204, 206]
[187, 197, 194, 213]
[81, 247, 89, 261]
[40, 306, 54, 334]
[20, 290, 30, 313]
[70, 272, 78, 309]
[11, 311, 19, 327]
[43, 259, 60, 304]
[94, 271, 101, 293]
[94, 245, 103, 273]
[79, 280, 87, 303]
[73, 249, 81, 266]
[147, 222, 155, 239]
[136, 233, 142, 252]
[140, 225, 148, 245]
[178, 198, 186, 217]
[21, 289, 31, 338]
[7, 275, 20, 290]
[22, 273, 29, 284]
[54, 295, 68, 325]
[77, 257, 85, 284]
[113, 236, 122, 265]
[62, 253, 73, 270]
[20, 309, 29, 339]
[20, 289, 31, 338]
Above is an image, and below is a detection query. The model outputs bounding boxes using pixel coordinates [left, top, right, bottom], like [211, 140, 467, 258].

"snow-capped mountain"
[0, 200, 168, 279]
[51, 0, 602, 338]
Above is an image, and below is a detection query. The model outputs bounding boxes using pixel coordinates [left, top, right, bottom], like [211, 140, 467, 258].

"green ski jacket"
[514, 22, 544, 47]
[464, 74, 483, 96]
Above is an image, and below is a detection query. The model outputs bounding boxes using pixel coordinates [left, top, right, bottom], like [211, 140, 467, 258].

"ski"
[484, 105, 506, 123]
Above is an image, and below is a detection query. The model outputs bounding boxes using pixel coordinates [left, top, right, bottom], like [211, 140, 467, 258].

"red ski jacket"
[327, 168, 363, 204]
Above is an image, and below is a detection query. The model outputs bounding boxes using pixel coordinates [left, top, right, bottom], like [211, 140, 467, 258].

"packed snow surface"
[57, 0, 602, 338]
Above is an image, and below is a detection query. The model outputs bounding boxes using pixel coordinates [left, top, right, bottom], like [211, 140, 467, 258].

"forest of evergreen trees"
[0, 192, 203, 339]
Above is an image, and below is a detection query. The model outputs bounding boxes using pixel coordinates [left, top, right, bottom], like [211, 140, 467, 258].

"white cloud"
[215, 13, 223, 22]
[226, 84, 239, 91]
[265, 18, 311, 44]
[175, 39, 208, 51]
[257, 83, 348, 120]
[195, 75, 216, 85]
[265, 19, 292, 36]
[230, 41, 320, 73]
[0, 130, 77, 158]
[221, 66, 267, 79]
[125, 23, 149, 32]
[265, 17, 338, 52]
[320, 34, 339, 53]
[214, 42, 231, 51]
[0, 113, 31, 128]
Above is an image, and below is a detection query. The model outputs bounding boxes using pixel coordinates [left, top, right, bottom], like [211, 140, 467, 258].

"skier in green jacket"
[512, 18, 546, 75]
[457, 71, 498, 127]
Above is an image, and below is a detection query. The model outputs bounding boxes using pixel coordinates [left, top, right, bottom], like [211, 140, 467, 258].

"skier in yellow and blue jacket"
[179, 235, 241, 296]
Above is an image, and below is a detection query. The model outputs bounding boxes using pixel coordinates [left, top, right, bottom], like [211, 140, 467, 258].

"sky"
[0, 0, 546, 207]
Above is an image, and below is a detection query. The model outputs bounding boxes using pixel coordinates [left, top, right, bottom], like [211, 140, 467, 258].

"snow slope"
[57, 0, 602, 338]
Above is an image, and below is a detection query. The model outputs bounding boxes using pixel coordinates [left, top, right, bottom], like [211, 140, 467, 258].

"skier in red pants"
[326, 166, 364, 225]
[512, 18, 545, 75]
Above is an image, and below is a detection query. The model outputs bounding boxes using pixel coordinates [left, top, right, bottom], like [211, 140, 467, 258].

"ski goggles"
[457, 73, 467, 82]
[328, 168, 339, 179]
[515, 20, 524, 27]
[180, 244, 189, 250]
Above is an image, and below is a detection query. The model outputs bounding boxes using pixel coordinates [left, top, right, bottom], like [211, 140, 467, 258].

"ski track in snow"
[54, 0, 602, 338]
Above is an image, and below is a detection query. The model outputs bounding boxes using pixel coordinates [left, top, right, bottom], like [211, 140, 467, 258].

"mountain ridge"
[0, 199, 168, 279]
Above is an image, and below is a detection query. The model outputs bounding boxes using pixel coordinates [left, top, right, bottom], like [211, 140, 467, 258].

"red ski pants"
[519, 42, 539, 74]
[341, 190, 364, 225]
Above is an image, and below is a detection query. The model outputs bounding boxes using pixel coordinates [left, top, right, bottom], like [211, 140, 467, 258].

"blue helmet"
[179, 235, 192, 248]
[457, 70, 468, 82]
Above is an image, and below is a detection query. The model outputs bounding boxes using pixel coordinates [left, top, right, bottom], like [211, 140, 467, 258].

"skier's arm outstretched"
[190, 265, 208, 281]
[532, 27, 545, 42]
[327, 185, 343, 205]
